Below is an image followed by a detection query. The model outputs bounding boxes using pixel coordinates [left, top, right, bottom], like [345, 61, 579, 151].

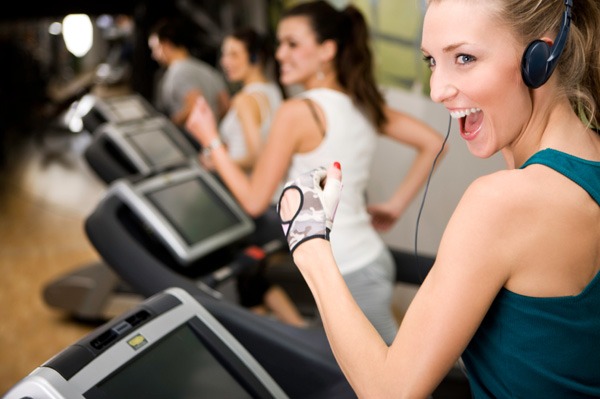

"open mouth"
[450, 108, 483, 137]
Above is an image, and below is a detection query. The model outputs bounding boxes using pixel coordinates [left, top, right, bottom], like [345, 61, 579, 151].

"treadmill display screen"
[108, 97, 152, 122]
[85, 323, 253, 399]
[126, 129, 187, 168]
[146, 178, 241, 246]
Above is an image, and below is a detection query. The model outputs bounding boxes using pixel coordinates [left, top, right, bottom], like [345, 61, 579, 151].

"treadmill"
[42, 161, 289, 321]
[71, 164, 358, 398]
[43, 94, 203, 321]
[6, 287, 354, 398]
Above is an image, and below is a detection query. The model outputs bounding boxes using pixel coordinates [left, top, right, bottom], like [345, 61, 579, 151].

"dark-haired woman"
[186, 0, 445, 344]
[215, 27, 283, 172]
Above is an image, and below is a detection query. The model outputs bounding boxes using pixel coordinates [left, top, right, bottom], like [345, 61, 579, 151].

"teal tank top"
[462, 148, 600, 398]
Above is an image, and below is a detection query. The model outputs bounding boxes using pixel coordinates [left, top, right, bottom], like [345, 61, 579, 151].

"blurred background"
[0, 0, 432, 174]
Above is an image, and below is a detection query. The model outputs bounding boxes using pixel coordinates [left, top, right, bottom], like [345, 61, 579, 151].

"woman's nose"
[429, 69, 458, 104]
[275, 45, 287, 62]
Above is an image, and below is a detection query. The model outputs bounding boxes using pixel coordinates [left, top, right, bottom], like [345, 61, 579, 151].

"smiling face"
[421, 0, 532, 159]
[220, 36, 252, 83]
[275, 16, 325, 88]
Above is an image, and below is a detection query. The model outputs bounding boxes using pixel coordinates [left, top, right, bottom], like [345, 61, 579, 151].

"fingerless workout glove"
[278, 166, 342, 253]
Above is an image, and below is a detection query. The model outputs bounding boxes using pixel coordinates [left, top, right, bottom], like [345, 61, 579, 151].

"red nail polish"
[333, 161, 341, 170]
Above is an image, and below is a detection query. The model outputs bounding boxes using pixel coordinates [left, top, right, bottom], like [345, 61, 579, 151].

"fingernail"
[333, 161, 341, 170]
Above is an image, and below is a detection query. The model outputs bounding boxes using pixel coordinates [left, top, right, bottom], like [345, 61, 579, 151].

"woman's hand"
[185, 96, 219, 147]
[278, 162, 342, 253]
[367, 202, 401, 232]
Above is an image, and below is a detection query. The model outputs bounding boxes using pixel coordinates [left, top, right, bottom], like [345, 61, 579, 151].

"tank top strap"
[520, 148, 600, 205]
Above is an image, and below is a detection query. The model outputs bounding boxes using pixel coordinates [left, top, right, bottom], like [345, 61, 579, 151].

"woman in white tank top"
[187, 2, 446, 343]
[207, 28, 283, 172]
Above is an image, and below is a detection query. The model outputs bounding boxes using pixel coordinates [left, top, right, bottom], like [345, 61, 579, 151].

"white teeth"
[450, 108, 481, 119]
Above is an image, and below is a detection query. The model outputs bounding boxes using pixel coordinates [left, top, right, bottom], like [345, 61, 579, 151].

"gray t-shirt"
[155, 57, 227, 119]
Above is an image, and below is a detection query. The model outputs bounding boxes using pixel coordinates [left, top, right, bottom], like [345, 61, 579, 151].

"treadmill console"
[3, 287, 288, 399]
[104, 165, 255, 266]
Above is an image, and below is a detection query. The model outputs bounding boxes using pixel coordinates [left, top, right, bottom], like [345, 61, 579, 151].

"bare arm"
[171, 89, 202, 126]
[173, 86, 230, 127]
[186, 97, 317, 217]
[231, 93, 263, 171]
[286, 174, 514, 397]
[368, 106, 448, 231]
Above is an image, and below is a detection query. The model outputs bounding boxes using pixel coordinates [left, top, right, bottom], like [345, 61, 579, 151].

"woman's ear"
[319, 39, 338, 63]
[540, 36, 555, 46]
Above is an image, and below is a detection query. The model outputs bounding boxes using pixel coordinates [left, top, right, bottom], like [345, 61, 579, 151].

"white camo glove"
[277, 164, 342, 253]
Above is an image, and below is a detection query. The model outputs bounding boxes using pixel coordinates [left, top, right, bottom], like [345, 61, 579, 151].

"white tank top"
[219, 82, 283, 161]
[287, 88, 385, 275]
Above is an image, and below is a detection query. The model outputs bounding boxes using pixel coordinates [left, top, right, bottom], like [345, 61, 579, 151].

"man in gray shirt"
[149, 17, 230, 128]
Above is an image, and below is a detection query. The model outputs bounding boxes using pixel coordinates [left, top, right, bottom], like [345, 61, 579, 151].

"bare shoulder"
[459, 170, 522, 210]
[267, 98, 324, 153]
[232, 92, 255, 108]
[276, 97, 315, 118]
[232, 92, 261, 117]
[444, 170, 547, 270]
[271, 98, 319, 135]
[458, 168, 557, 225]
[456, 166, 598, 273]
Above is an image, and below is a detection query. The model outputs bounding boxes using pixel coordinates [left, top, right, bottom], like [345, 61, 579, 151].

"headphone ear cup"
[521, 39, 551, 88]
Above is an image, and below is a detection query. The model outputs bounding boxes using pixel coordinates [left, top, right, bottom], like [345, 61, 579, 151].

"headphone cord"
[414, 114, 452, 281]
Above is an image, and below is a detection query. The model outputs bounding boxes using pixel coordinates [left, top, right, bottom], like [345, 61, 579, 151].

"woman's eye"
[457, 54, 475, 64]
[422, 55, 435, 69]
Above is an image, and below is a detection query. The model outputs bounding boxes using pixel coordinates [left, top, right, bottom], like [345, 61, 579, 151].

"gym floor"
[0, 129, 105, 394]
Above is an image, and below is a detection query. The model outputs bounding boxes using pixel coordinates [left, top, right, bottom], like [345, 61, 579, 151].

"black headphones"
[248, 32, 263, 65]
[521, 0, 573, 89]
[249, 52, 258, 64]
